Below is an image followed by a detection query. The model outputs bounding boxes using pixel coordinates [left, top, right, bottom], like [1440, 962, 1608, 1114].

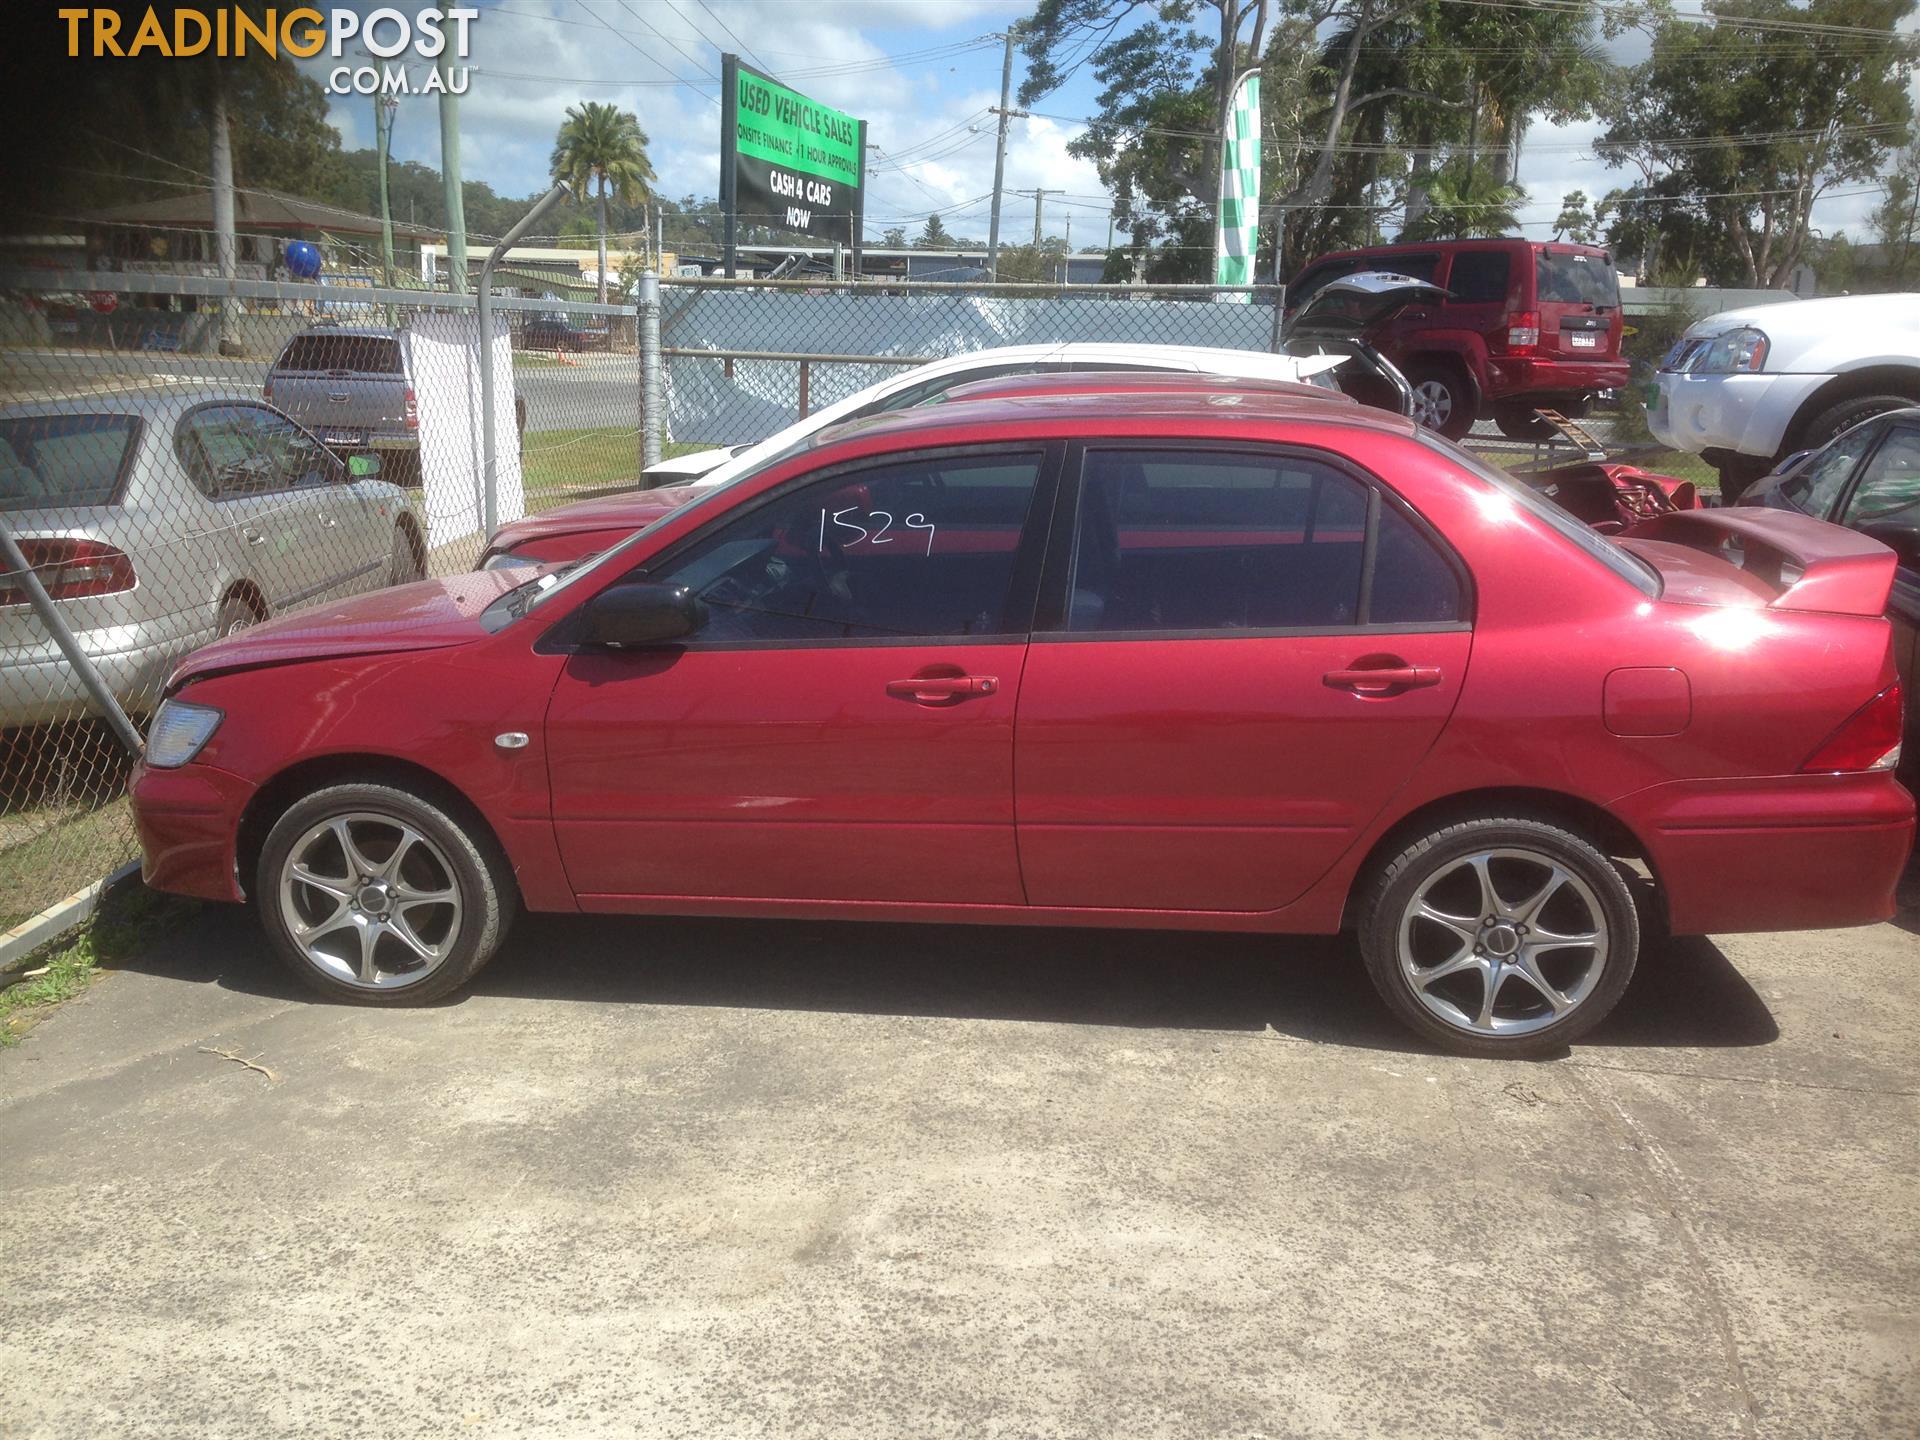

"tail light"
[403, 386, 419, 431]
[262, 377, 273, 403]
[1801, 683, 1904, 772]
[0, 539, 137, 605]
[1496, 310, 1540, 354]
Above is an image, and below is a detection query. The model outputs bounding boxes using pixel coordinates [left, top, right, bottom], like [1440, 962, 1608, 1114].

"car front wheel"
[257, 782, 515, 1004]
[1357, 816, 1639, 1057]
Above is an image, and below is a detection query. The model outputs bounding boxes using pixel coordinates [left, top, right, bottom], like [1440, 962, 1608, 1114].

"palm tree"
[1399, 160, 1524, 242]
[550, 102, 655, 303]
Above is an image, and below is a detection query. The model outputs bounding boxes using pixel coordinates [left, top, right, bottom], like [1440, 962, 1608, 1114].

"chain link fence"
[0, 267, 1310, 936]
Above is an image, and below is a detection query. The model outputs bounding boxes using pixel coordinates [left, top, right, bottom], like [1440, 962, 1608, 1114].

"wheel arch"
[219, 578, 268, 623]
[395, 512, 426, 571]
[1337, 785, 1660, 931]
[1402, 348, 1485, 412]
[236, 752, 516, 905]
[1782, 364, 1920, 452]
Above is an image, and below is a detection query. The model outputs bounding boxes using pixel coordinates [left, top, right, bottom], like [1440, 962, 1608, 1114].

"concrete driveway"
[2, 885, 1916, 1439]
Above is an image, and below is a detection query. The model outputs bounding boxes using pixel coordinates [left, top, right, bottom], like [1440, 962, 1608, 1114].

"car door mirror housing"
[581, 582, 708, 647]
[1860, 520, 1920, 568]
[346, 453, 382, 479]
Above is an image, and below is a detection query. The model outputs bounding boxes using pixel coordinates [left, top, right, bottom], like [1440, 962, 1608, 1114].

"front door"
[1015, 444, 1472, 912]
[543, 447, 1054, 906]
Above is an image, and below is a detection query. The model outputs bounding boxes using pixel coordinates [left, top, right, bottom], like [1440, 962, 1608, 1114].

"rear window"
[1535, 250, 1619, 307]
[0, 415, 139, 511]
[273, 334, 403, 374]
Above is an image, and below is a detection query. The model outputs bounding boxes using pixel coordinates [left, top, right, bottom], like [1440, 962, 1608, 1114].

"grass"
[521, 427, 707, 512]
[0, 883, 195, 1046]
[0, 799, 137, 934]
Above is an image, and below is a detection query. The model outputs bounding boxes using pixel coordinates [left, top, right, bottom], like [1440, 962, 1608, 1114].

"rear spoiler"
[1623, 507, 1897, 617]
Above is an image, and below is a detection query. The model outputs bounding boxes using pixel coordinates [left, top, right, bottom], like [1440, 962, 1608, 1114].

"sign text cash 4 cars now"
[723, 57, 864, 242]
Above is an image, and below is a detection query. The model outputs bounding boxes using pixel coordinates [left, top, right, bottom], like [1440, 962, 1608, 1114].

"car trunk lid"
[1621, 507, 1898, 616]
[1533, 247, 1622, 360]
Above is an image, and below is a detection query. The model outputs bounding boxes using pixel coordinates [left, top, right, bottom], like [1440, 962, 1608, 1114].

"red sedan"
[131, 391, 1912, 1057]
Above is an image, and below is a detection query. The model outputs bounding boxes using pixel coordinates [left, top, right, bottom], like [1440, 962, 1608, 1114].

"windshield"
[521, 430, 821, 612]
[1535, 250, 1619, 308]
[1417, 432, 1660, 597]
[0, 415, 139, 510]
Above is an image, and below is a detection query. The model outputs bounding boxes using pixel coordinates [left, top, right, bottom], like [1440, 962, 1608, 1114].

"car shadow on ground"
[123, 902, 1779, 1057]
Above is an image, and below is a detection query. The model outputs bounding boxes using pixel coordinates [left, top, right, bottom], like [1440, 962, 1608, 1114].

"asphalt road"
[2, 877, 1916, 1438]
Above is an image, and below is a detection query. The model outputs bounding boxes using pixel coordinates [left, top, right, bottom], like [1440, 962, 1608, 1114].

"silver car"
[0, 393, 429, 727]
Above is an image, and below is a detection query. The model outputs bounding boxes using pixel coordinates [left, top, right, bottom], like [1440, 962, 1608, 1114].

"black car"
[1739, 408, 1920, 771]
[518, 315, 610, 353]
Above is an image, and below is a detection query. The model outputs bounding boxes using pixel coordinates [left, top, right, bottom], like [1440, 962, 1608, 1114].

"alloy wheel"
[1396, 846, 1609, 1037]
[278, 811, 464, 990]
[1412, 379, 1454, 430]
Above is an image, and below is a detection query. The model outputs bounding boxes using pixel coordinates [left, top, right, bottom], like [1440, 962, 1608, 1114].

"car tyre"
[1712, 452, 1774, 504]
[1406, 362, 1476, 439]
[388, 522, 426, 584]
[257, 782, 517, 1005]
[215, 594, 263, 637]
[1356, 815, 1640, 1058]
[1493, 407, 1555, 441]
[1798, 392, 1917, 455]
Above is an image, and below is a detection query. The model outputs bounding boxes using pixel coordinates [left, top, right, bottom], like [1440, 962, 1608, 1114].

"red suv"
[1286, 239, 1628, 440]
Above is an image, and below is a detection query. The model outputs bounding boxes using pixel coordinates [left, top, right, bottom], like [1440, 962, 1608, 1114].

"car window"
[1535, 250, 1619, 306]
[1840, 426, 1920, 526]
[273, 334, 403, 373]
[644, 451, 1045, 642]
[1781, 422, 1879, 516]
[1287, 258, 1362, 308]
[1377, 253, 1441, 283]
[177, 405, 339, 499]
[1446, 251, 1511, 304]
[1062, 449, 1461, 632]
[866, 361, 1080, 415]
[0, 414, 139, 511]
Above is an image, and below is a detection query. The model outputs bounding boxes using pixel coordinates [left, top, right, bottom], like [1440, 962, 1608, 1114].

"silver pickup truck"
[264, 325, 421, 484]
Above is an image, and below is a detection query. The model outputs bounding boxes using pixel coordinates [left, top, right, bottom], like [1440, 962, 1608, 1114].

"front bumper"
[130, 759, 256, 902]
[1615, 771, 1914, 934]
[1648, 370, 1832, 459]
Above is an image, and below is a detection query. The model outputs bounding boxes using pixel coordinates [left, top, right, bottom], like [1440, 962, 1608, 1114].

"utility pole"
[437, 0, 467, 292]
[208, 67, 239, 355]
[1029, 188, 1063, 247]
[375, 94, 398, 290]
[986, 27, 1021, 280]
[1062, 214, 1070, 285]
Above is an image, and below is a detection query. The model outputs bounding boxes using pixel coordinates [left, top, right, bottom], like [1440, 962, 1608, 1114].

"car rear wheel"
[1406, 363, 1476, 439]
[215, 594, 263, 637]
[257, 782, 516, 1005]
[1356, 816, 1639, 1058]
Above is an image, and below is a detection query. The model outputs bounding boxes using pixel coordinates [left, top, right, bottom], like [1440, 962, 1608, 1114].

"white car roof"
[683, 343, 1337, 486]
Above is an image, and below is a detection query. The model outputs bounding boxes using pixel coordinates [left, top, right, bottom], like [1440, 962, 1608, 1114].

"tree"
[1815, 231, 1856, 293]
[1872, 142, 1920, 284]
[1598, 0, 1917, 288]
[996, 238, 1071, 282]
[917, 213, 955, 248]
[881, 226, 908, 248]
[549, 102, 656, 303]
[1396, 159, 1522, 240]
[1553, 190, 1600, 244]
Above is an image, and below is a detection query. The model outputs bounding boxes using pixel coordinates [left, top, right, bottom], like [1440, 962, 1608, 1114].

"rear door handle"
[886, 674, 998, 703]
[1324, 665, 1442, 694]
[243, 529, 266, 546]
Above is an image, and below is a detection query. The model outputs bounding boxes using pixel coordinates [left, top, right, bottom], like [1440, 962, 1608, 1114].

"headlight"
[482, 550, 541, 572]
[1690, 326, 1770, 374]
[146, 700, 222, 769]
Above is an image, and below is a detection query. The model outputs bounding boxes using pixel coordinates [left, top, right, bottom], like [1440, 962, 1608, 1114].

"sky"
[299, 0, 1899, 250]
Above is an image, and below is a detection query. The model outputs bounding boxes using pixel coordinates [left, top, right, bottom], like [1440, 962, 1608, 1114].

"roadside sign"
[88, 291, 118, 314]
[720, 54, 865, 276]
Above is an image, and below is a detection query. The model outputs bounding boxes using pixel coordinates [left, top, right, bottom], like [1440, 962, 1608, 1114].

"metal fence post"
[0, 521, 143, 759]
[639, 272, 663, 472]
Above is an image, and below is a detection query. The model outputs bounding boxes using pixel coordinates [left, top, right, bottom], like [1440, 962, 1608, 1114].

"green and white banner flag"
[1214, 70, 1261, 299]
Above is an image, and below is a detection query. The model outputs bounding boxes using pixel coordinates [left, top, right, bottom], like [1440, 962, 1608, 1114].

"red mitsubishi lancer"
[130, 390, 1913, 1057]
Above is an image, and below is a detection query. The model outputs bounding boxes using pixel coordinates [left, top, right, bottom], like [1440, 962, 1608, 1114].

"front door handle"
[243, 529, 267, 546]
[1324, 665, 1443, 694]
[886, 674, 999, 704]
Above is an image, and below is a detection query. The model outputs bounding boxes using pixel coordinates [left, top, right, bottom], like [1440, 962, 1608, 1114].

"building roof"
[86, 188, 438, 241]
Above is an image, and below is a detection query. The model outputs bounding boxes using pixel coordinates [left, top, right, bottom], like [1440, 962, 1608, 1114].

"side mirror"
[581, 581, 708, 647]
[1860, 520, 1920, 568]
[347, 453, 382, 479]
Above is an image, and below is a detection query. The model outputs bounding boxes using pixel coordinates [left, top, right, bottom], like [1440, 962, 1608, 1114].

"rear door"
[1533, 247, 1622, 360]
[1013, 443, 1473, 912]
[1438, 247, 1514, 363]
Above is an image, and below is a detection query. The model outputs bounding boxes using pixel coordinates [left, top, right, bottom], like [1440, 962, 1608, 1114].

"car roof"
[289, 325, 401, 338]
[0, 391, 262, 422]
[813, 387, 1417, 450]
[1305, 238, 1609, 263]
[912, 342, 1313, 375]
[938, 369, 1358, 408]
